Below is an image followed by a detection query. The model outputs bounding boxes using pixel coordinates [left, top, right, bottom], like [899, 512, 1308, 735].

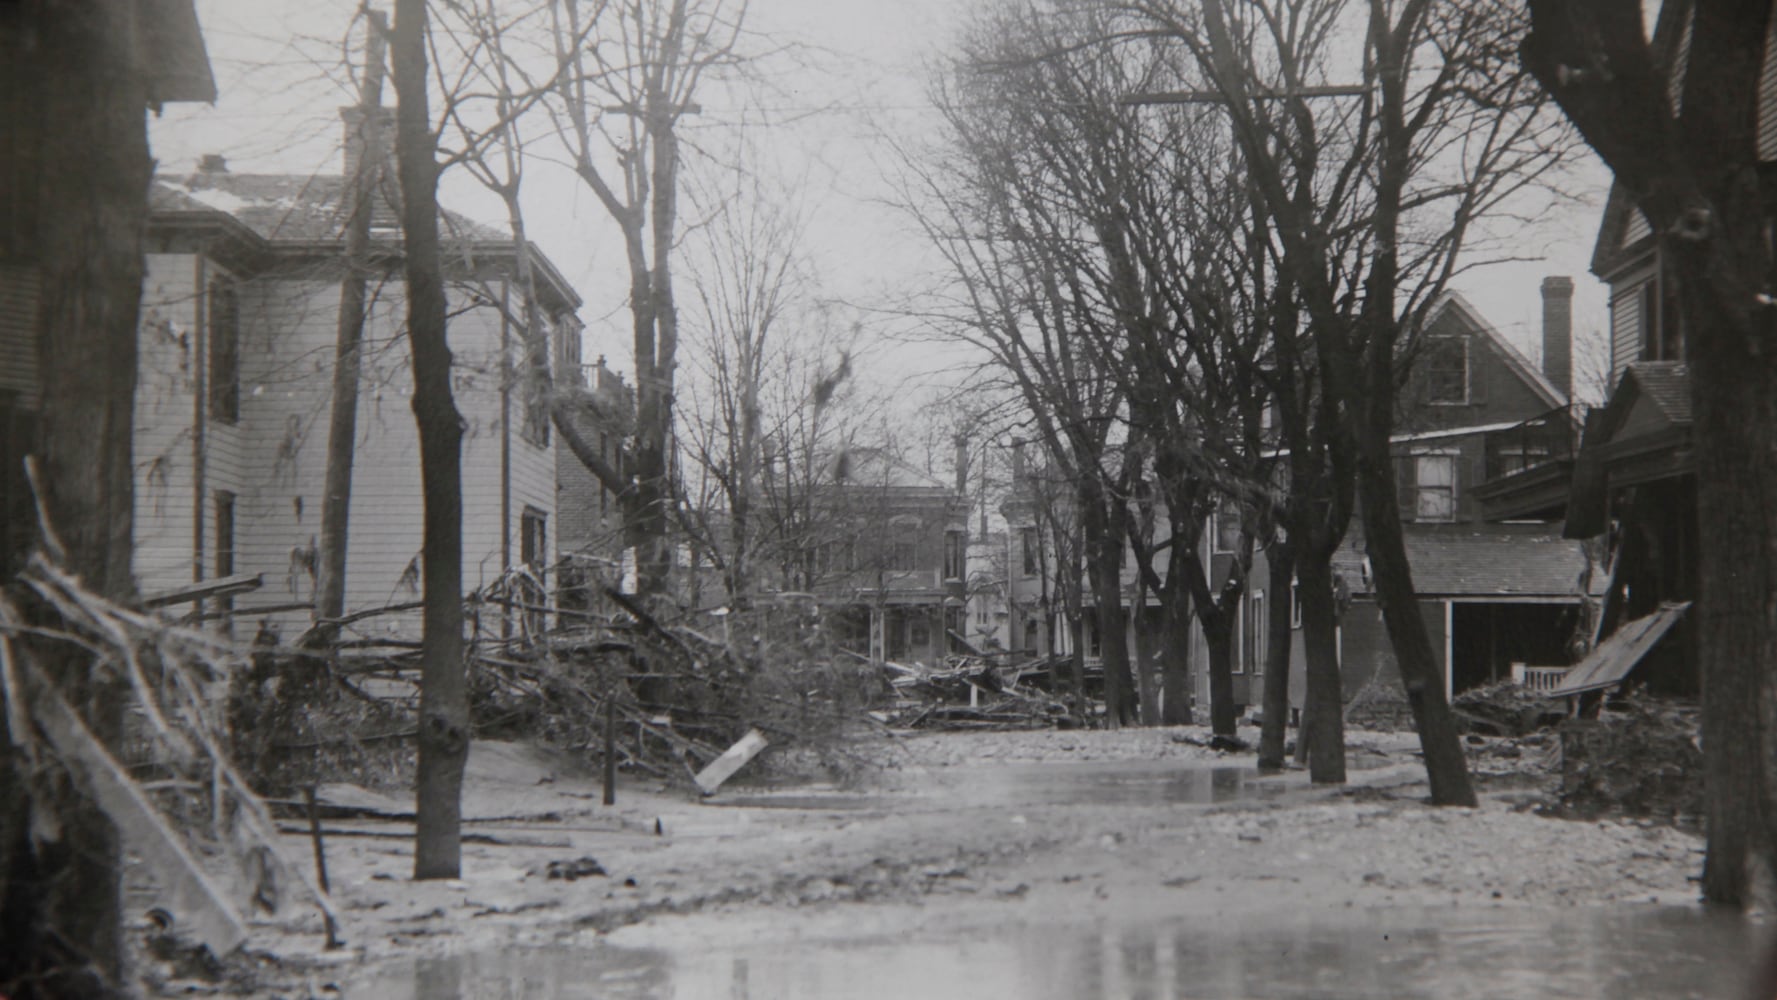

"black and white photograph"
[2, 0, 1775, 996]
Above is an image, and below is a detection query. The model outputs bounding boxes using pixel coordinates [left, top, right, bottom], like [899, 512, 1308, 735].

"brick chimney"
[954, 434, 969, 495]
[340, 105, 395, 189]
[198, 153, 228, 174]
[1541, 276, 1573, 402]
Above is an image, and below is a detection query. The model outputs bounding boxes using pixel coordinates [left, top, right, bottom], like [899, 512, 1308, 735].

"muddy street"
[194, 727, 1762, 999]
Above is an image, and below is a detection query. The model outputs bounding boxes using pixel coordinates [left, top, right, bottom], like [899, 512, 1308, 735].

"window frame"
[943, 529, 966, 581]
[1424, 335, 1470, 405]
[1411, 452, 1458, 523]
[520, 506, 548, 570]
[1020, 526, 1039, 578]
[1213, 503, 1242, 555]
[207, 278, 241, 425]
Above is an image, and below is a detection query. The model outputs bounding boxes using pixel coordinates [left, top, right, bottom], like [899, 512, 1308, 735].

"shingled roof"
[151, 171, 505, 244]
[1346, 528, 1600, 600]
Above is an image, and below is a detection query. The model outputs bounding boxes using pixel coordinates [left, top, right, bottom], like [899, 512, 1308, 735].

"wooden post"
[303, 786, 331, 895]
[602, 670, 617, 807]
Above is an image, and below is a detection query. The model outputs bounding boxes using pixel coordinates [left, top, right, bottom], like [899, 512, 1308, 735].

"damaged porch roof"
[1550, 602, 1690, 697]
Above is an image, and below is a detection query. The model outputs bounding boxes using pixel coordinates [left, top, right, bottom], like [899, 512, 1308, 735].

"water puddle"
[354, 904, 1762, 999]
[709, 762, 1281, 812]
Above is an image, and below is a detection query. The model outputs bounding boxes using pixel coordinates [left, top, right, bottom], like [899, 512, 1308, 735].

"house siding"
[1609, 269, 1653, 380]
[135, 253, 202, 593]
[0, 264, 38, 406]
[142, 271, 550, 637]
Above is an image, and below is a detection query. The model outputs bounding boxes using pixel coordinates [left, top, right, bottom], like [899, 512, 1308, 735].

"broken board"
[693, 729, 769, 795]
[30, 670, 248, 955]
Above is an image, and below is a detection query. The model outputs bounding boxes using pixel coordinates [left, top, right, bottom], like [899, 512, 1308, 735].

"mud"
[156, 727, 1739, 998]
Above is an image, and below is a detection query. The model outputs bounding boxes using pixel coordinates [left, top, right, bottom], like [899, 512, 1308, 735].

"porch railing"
[1511, 661, 1571, 693]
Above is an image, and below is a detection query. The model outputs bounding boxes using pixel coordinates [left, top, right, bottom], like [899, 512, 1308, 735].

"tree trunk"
[1081, 482, 1135, 726]
[393, 0, 469, 880]
[313, 16, 387, 637]
[1296, 551, 1346, 783]
[1354, 448, 1474, 805]
[1159, 575, 1193, 725]
[1672, 202, 1777, 906]
[1524, 0, 1777, 909]
[1130, 584, 1157, 726]
[1258, 542, 1295, 771]
[0, 3, 149, 993]
[1202, 612, 1236, 737]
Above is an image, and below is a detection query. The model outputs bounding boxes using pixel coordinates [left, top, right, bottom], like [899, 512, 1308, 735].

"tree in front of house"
[1523, 0, 1777, 909]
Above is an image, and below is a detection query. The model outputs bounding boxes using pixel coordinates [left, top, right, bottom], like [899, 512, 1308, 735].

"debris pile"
[1558, 696, 1703, 820]
[1453, 681, 1568, 737]
[874, 656, 1072, 730]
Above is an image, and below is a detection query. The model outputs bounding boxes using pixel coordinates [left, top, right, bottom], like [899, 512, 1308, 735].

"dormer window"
[1640, 275, 1686, 362]
[1425, 336, 1469, 404]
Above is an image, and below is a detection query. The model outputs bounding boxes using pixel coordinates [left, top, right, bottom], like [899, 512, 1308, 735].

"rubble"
[1452, 681, 1568, 737]
[1557, 695, 1703, 821]
[874, 655, 1074, 730]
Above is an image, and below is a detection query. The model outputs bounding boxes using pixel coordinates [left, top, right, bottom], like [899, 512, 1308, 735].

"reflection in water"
[354, 905, 1758, 999]
[714, 763, 1273, 813]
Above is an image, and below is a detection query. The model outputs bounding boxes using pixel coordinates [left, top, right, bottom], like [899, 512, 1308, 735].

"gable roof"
[1426, 290, 1569, 409]
[148, 171, 581, 311]
[141, 0, 218, 105]
[154, 172, 505, 244]
[1588, 361, 1692, 445]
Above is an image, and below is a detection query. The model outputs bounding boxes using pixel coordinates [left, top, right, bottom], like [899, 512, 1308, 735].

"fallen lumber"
[694, 728, 770, 795]
[29, 667, 247, 956]
[274, 823, 571, 848]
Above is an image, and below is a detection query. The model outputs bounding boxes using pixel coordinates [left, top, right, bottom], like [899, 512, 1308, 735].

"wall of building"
[133, 263, 554, 636]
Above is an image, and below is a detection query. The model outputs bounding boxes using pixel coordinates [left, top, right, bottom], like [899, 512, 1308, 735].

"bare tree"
[392, 0, 469, 880]
[540, 0, 749, 603]
[1523, 0, 1777, 908]
[675, 168, 811, 606]
[1, 2, 183, 991]
[312, 10, 389, 641]
[1134, 0, 1574, 801]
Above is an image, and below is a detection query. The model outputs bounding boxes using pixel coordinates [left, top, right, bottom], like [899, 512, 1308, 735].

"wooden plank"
[143, 572, 264, 608]
[694, 728, 769, 795]
[29, 668, 247, 955]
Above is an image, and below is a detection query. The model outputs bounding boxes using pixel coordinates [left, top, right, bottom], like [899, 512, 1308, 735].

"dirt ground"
[148, 726, 1709, 996]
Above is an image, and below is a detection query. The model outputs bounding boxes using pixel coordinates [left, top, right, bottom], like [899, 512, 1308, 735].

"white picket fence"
[1510, 661, 1571, 693]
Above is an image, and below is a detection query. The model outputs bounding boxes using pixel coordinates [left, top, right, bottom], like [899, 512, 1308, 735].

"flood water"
[354, 903, 1763, 999]
[710, 762, 1280, 812]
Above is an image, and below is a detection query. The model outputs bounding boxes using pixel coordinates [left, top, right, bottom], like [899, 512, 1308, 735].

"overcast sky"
[151, 0, 1615, 408]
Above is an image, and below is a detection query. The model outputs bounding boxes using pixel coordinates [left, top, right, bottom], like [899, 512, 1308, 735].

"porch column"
[1443, 600, 1455, 700]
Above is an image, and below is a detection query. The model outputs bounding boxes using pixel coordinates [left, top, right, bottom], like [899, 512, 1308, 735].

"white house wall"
[134, 252, 202, 593]
[135, 263, 552, 637]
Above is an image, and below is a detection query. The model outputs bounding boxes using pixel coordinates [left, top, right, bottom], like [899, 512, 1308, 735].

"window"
[1425, 336, 1468, 404]
[1400, 454, 1457, 522]
[888, 540, 916, 572]
[1641, 275, 1686, 362]
[1290, 578, 1302, 629]
[944, 530, 966, 580]
[1248, 591, 1265, 676]
[519, 507, 548, 633]
[1023, 618, 1039, 653]
[1214, 503, 1242, 554]
[598, 432, 611, 515]
[1021, 527, 1039, 577]
[522, 328, 550, 448]
[520, 506, 547, 569]
[208, 279, 240, 424]
[214, 490, 236, 626]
